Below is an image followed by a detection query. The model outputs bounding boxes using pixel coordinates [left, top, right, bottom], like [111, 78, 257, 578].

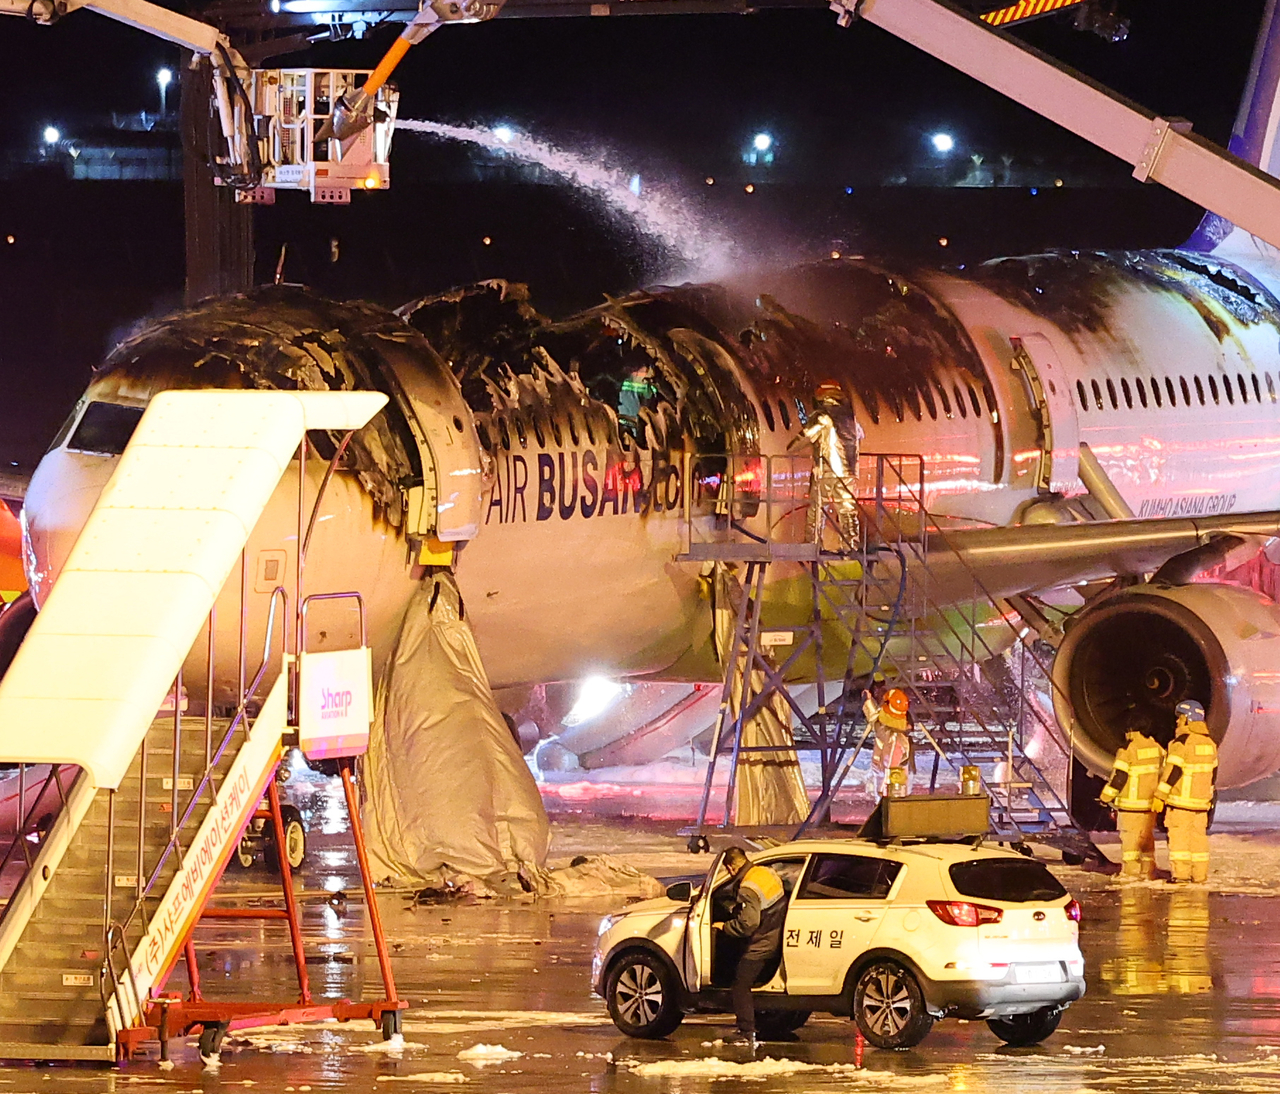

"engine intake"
[1052, 582, 1280, 790]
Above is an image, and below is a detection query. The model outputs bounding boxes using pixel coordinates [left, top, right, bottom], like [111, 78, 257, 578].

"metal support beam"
[848, 0, 1280, 251]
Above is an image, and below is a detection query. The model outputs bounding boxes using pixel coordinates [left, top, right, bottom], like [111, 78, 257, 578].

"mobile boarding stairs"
[0, 390, 403, 1062]
[678, 451, 1098, 863]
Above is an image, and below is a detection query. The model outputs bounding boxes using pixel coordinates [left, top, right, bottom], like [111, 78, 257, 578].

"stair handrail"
[116, 585, 291, 938]
[101, 920, 144, 1032]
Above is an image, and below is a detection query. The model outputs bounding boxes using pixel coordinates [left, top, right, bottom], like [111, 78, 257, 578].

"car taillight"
[1065, 899, 1082, 923]
[927, 900, 1003, 926]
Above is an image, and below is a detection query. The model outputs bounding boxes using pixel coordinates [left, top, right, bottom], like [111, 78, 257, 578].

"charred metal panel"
[94, 287, 427, 526]
[973, 249, 1280, 342]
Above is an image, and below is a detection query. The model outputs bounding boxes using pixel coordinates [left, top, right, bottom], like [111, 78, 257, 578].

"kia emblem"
[1034, 911, 1046, 921]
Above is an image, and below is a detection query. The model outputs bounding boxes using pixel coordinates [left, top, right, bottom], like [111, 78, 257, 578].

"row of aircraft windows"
[759, 378, 994, 430]
[1076, 371, 1279, 413]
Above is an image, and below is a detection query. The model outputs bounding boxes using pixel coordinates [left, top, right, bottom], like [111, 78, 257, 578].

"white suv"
[592, 838, 1084, 1049]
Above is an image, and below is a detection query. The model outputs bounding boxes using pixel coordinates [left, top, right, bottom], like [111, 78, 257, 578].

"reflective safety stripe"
[741, 865, 785, 909]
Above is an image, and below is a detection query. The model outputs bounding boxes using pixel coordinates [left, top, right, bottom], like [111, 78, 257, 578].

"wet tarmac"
[10, 801, 1280, 1092]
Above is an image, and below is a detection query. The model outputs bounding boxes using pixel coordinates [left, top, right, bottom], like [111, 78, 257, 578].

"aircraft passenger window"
[968, 385, 982, 418]
[920, 385, 938, 420]
[1240, 374, 1250, 403]
[982, 385, 999, 420]
[568, 415, 581, 447]
[1106, 379, 1119, 410]
[1269, 373, 1277, 403]
[760, 399, 776, 431]
[1252, 374, 1262, 403]
[515, 418, 528, 448]
[1150, 378, 1163, 408]
[67, 402, 145, 456]
[585, 419, 597, 446]
[1209, 375, 1221, 404]
[797, 853, 903, 900]
[954, 384, 969, 418]
[533, 420, 547, 448]
[1170, 377, 1182, 406]
[477, 422, 494, 452]
[936, 383, 953, 418]
[1090, 380, 1104, 411]
[1194, 376, 1205, 405]
[905, 389, 924, 422]
[1136, 381, 1148, 409]
[778, 400, 791, 430]
[1076, 381, 1089, 412]
[1120, 378, 1133, 409]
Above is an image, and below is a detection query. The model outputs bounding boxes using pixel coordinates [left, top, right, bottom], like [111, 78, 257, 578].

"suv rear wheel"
[852, 960, 933, 1049]
[987, 1005, 1062, 1046]
[605, 950, 684, 1039]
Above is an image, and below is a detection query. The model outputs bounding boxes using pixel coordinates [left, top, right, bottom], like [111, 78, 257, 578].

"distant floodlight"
[42, 126, 60, 145]
[493, 125, 515, 144]
[157, 68, 173, 89]
[563, 675, 625, 727]
[931, 132, 955, 154]
[752, 132, 773, 152]
[628, 174, 642, 196]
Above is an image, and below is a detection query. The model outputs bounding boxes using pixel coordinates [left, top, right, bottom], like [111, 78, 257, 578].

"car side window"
[763, 857, 808, 897]
[796, 853, 902, 900]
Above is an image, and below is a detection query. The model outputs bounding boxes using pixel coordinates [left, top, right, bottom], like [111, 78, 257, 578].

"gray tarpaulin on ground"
[713, 563, 809, 827]
[363, 572, 550, 885]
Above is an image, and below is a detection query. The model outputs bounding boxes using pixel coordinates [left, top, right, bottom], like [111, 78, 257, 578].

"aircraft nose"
[22, 449, 118, 608]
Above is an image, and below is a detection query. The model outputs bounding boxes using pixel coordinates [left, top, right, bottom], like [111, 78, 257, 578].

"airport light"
[753, 132, 773, 152]
[42, 126, 60, 145]
[157, 68, 173, 115]
[563, 675, 625, 726]
[931, 132, 955, 154]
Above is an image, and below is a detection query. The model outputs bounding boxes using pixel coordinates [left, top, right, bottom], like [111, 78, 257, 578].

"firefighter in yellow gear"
[1152, 700, 1218, 884]
[1099, 718, 1165, 880]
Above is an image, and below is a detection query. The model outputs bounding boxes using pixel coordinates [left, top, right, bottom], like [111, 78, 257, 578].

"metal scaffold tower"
[679, 450, 1096, 862]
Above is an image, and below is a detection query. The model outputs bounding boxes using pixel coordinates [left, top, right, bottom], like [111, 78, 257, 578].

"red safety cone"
[855, 1028, 865, 1068]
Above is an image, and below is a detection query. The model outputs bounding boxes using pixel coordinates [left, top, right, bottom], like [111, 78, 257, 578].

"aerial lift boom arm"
[3, 0, 259, 184]
[838, 0, 1280, 253]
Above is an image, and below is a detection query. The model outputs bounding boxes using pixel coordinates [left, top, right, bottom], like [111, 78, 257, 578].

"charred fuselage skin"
[22, 250, 1280, 785]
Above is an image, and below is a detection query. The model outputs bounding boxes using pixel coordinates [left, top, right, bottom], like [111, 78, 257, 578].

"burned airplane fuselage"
[22, 249, 1280, 787]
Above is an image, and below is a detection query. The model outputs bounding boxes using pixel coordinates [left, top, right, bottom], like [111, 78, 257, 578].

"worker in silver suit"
[798, 380, 863, 550]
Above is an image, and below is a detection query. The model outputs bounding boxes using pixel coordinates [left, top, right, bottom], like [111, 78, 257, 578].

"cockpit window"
[67, 402, 144, 456]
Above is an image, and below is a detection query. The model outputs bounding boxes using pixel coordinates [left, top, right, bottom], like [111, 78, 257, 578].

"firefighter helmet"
[1175, 699, 1205, 722]
[884, 688, 910, 717]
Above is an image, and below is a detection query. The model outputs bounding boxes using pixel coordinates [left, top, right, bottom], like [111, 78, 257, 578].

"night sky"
[0, 0, 1270, 470]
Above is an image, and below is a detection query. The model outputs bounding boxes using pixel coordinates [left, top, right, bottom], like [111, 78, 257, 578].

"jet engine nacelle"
[1052, 582, 1280, 790]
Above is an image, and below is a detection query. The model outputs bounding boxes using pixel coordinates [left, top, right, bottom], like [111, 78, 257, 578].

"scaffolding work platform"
[678, 451, 1096, 863]
[0, 390, 404, 1063]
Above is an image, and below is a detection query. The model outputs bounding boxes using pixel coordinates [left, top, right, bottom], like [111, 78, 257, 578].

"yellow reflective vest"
[1100, 732, 1166, 811]
[1155, 722, 1218, 812]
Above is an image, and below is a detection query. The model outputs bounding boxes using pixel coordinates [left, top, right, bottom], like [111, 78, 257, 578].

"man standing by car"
[1153, 700, 1218, 884]
[714, 847, 787, 1045]
[1099, 715, 1165, 880]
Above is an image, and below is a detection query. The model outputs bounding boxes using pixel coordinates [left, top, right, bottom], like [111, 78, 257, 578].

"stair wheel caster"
[198, 1022, 229, 1059]
[687, 834, 710, 854]
[380, 1009, 403, 1041]
[1061, 851, 1086, 867]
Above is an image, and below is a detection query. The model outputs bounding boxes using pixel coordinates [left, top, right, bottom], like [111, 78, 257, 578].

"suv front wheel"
[605, 950, 684, 1039]
[852, 960, 934, 1049]
[987, 1005, 1062, 1046]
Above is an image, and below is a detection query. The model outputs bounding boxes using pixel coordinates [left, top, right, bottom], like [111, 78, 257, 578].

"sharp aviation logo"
[485, 450, 684, 524]
[321, 687, 354, 720]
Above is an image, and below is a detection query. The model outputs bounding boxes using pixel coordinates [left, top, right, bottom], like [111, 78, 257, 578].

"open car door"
[683, 851, 725, 994]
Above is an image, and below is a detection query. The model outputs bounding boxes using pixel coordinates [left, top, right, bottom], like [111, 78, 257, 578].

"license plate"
[1014, 963, 1062, 984]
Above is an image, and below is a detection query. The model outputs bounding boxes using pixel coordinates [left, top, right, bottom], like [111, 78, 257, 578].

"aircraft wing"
[928, 510, 1280, 603]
